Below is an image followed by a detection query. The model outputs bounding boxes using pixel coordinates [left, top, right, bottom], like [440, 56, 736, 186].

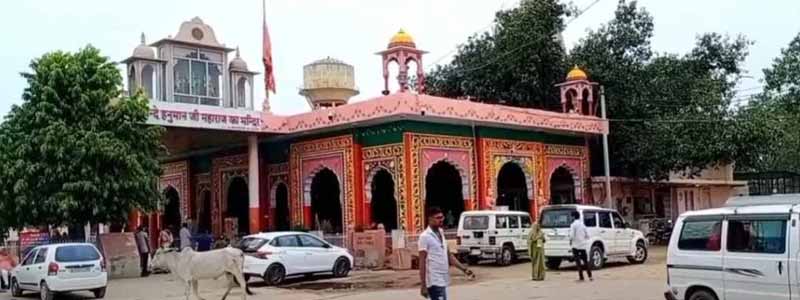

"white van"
[665, 194, 800, 300]
[540, 205, 648, 270]
[456, 210, 532, 265]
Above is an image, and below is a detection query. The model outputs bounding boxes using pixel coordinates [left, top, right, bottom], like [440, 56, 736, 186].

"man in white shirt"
[179, 223, 192, 250]
[569, 210, 593, 281]
[419, 207, 474, 300]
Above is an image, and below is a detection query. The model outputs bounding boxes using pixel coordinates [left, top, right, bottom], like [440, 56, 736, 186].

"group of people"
[134, 221, 229, 277]
[419, 209, 592, 300]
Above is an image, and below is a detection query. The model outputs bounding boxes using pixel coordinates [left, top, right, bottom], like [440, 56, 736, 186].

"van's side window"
[521, 216, 532, 228]
[727, 219, 787, 254]
[584, 212, 597, 227]
[599, 212, 613, 228]
[508, 216, 520, 229]
[496, 216, 508, 229]
[678, 220, 722, 251]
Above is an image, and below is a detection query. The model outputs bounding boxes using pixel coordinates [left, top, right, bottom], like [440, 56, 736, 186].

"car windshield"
[463, 216, 489, 230]
[540, 209, 576, 228]
[55, 245, 100, 262]
[239, 237, 269, 253]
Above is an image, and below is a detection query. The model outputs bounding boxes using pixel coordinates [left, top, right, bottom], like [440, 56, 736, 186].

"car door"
[507, 215, 521, 250]
[29, 247, 49, 287]
[583, 211, 600, 242]
[495, 215, 509, 246]
[611, 211, 633, 254]
[722, 214, 791, 300]
[520, 215, 533, 253]
[16, 249, 38, 288]
[272, 235, 307, 274]
[298, 234, 335, 272]
[597, 212, 616, 252]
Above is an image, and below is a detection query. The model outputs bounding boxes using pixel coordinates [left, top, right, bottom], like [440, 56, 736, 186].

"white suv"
[540, 205, 648, 270]
[10, 243, 107, 300]
[240, 232, 353, 285]
[456, 210, 533, 266]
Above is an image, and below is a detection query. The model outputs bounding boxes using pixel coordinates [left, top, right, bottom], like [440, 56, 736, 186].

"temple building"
[123, 17, 608, 242]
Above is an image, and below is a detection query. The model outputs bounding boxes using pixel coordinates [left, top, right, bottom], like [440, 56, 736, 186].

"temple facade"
[123, 17, 608, 242]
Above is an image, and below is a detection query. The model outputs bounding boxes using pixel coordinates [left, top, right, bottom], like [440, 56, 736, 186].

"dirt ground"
[0, 247, 668, 300]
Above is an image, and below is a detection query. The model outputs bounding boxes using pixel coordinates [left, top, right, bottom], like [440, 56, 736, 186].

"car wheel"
[93, 287, 107, 299]
[545, 258, 562, 270]
[264, 264, 286, 286]
[40, 281, 54, 300]
[333, 257, 351, 278]
[590, 245, 605, 270]
[10, 278, 23, 297]
[627, 241, 648, 264]
[497, 245, 514, 266]
[688, 289, 717, 300]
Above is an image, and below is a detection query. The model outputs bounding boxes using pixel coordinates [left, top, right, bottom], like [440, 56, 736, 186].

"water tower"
[299, 57, 359, 110]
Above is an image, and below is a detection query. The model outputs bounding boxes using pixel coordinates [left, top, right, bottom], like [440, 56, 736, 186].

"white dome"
[132, 33, 155, 59]
[229, 47, 249, 71]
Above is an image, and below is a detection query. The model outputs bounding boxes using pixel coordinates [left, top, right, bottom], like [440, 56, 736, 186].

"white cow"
[152, 247, 253, 300]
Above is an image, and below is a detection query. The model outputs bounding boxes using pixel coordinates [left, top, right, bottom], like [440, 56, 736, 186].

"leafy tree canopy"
[0, 46, 164, 230]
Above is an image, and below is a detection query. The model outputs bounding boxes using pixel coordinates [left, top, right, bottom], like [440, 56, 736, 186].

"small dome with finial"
[132, 33, 155, 59]
[388, 29, 416, 48]
[229, 47, 249, 71]
[566, 65, 588, 81]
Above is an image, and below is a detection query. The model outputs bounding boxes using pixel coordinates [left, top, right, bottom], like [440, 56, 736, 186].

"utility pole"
[601, 86, 613, 209]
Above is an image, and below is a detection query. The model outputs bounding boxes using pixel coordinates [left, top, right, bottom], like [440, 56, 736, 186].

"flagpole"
[262, 0, 272, 113]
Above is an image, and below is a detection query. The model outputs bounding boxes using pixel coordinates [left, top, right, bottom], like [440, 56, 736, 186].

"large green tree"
[0, 46, 164, 230]
[427, 0, 757, 180]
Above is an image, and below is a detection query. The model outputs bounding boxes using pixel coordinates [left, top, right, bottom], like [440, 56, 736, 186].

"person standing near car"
[135, 226, 151, 277]
[419, 206, 474, 300]
[527, 222, 546, 281]
[569, 211, 592, 281]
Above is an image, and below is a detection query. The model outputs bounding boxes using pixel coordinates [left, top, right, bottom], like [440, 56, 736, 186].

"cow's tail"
[238, 252, 254, 295]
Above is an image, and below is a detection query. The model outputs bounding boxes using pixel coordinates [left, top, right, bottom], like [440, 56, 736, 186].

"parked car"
[456, 210, 533, 265]
[665, 194, 799, 300]
[539, 204, 648, 270]
[9, 243, 107, 300]
[239, 231, 353, 285]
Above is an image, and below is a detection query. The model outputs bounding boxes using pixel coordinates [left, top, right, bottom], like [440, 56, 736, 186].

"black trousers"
[139, 253, 150, 276]
[572, 248, 592, 280]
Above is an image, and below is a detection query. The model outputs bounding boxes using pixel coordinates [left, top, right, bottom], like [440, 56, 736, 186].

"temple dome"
[566, 65, 588, 81]
[132, 33, 155, 59]
[388, 29, 416, 48]
[229, 47, 249, 71]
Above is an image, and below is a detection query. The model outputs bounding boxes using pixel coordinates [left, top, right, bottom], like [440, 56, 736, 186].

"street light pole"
[600, 86, 613, 209]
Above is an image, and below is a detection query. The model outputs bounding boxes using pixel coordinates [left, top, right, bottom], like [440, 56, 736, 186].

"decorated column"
[248, 135, 261, 233]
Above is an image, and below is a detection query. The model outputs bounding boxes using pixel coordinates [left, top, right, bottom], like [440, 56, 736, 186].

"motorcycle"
[645, 218, 673, 245]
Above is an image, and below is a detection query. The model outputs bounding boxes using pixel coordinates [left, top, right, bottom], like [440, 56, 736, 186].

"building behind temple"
[122, 17, 608, 246]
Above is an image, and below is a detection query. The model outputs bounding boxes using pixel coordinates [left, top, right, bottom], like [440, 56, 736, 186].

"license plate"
[71, 267, 90, 273]
[470, 249, 482, 256]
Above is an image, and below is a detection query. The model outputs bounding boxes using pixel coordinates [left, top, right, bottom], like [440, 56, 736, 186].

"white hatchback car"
[540, 205, 648, 270]
[10, 243, 107, 300]
[240, 232, 353, 285]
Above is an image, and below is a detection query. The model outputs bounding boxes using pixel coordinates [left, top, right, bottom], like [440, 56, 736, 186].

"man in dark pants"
[135, 225, 151, 277]
[569, 211, 593, 281]
[419, 207, 474, 300]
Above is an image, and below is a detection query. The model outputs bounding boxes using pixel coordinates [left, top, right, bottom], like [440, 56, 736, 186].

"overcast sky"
[0, 0, 798, 117]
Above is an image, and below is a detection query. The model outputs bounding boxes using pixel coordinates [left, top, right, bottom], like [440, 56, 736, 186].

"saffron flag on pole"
[263, 0, 276, 94]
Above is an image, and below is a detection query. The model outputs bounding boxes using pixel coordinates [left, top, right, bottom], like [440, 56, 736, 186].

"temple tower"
[377, 29, 427, 94]
[556, 66, 597, 115]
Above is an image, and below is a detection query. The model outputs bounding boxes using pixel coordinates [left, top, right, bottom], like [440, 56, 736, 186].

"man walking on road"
[419, 206, 474, 300]
[569, 211, 592, 281]
[135, 226, 150, 277]
[179, 223, 192, 250]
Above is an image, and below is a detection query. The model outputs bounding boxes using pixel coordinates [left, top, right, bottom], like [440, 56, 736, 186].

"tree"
[0, 46, 164, 230]
[737, 32, 800, 172]
[427, 0, 757, 180]
[426, 0, 570, 109]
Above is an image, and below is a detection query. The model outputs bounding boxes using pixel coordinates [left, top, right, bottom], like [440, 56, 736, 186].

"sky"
[0, 0, 798, 117]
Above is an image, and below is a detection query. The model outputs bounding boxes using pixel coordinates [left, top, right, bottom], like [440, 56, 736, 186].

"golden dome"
[566, 65, 588, 81]
[388, 29, 416, 48]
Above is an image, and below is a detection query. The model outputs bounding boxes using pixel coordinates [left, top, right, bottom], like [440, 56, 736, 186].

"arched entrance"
[496, 162, 529, 212]
[425, 161, 464, 229]
[274, 183, 290, 231]
[310, 168, 342, 233]
[226, 177, 249, 236]
[198, 190, 212, 233]
[550, 167, 576, 205]
[162, 187, 181, 233]
[370, 169, 397, 231]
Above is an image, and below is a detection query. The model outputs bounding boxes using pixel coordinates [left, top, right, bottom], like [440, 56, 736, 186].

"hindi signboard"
[147, 102, 263, 132]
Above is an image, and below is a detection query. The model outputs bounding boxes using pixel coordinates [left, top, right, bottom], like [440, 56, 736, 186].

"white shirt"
[418, 226, 450, 288]
[179, 227, 192, 249]
[569, 219, 590, 250]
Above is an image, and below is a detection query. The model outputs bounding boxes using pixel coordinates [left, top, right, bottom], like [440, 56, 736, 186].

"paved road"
[0, 247, 669, 300]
